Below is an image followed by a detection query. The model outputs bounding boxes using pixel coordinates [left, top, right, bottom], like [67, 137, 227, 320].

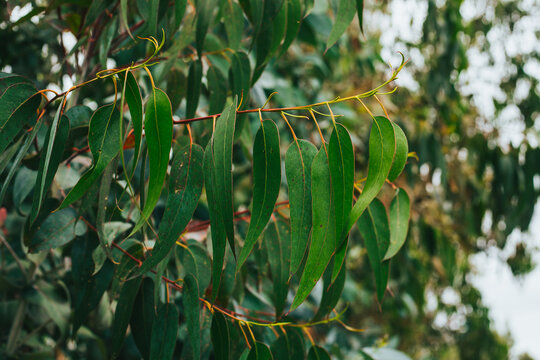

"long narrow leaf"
[384, 188, 410, 260]
[149, 302, 179, 360]
[183, 274, 201, 360]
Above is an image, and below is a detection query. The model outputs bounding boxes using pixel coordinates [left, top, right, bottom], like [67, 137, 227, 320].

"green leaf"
[167, 68, 186, 113]
[124, 71, 143, 174]
[29, 112, 70, 223]
[279, 0, 302, 57]
[149, 302, 179, 360]
[183, 274, 201, 360]
[211, 312, 230, 360]
[291, 146, 335, 310]
[307, 345, 331, 360]
[204, 141, 226, 300]
[0, 83, 41, 153]
[136, 143, 204, 275]
[130, 278, 156, 360]
[180, 240, 211, 296]
[195, 0, 214, 56]
[111, 277, 143, 358]
[329, 122, 355, 243]
[387, 122, 408, 182]
[224, 0, 244, 49]
[186, 60, 203, 119]
[270, 328, 305, 360]
[313, 257, 346, 321]
[95, 160, 118, 270]
[13, 167, 37, 211]
[247, 342, 274, 360]
[208, 65, 228, 114]
[131, 88, 173, 235]
[326, 0, 356, 51]
[286, 139, 317, 275]
[238, 119, 281, 269]
[383, 188, 410, 260]
[357, 198, 390, 301]
[29, 208, 87, 252]
[212, 99, 238, 256]
[356, 0, 364, 34]
[59, 104, 121, 209]
[346, 116, 396, 236]
[173, 0, 187, 30]
[265, 218, 290, 317]
[229, 51, 251, 109]
[99, 17, 117, 67]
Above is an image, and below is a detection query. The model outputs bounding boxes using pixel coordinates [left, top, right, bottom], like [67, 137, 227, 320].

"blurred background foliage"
[1, 0, 539, 359]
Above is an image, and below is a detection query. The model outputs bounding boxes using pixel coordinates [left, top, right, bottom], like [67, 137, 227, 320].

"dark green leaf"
[357, 198, 390, 301]
[59, 104, 121, 209]
[313, 257, 346, 321]
[238, 119, 281, 269]
[183, 273, 201, 360]
[0, 83, 41, 153]
[29, 208, 87, 252]
[356, 0, 364, 34]
[307, 345, 331, 360]
[329, 122, 354, 243]
[111, 277, 143, 358]
[265, 218, 290, 317]
[174, 0, 187, 30]
[204, 141, 226, 300]
[229, 51, 251, 109]
[180, 240, 211, 296]
[186, 60, 203, 119]
[291, 146, 335, 310]
[149, 302, 179, 360]
[387, 122, 408, 182]
[270, 328, 305, 360]
[29, 113, 70, 223]
[247, 341, 274, 360]
[131, 278, 156, 360]
[124, 71, 143, 174]
[383, 188, 410, 260]
[131, 88, 173, 234]
[208, 65, 228, 114]
[346, 116, 396, 235]
[196, 0, 214, 56]
[279, 0, 302, 57]
[99, 17, 117, 67]
[136, 143, 204, 275]
[224, 0, 244, 49]
[167, 68, 186, 113]
[213, 100, 238, 256]
[286, 139, 317, 275]
[326, 0, 356, 51]
[211, 312, 230, 360]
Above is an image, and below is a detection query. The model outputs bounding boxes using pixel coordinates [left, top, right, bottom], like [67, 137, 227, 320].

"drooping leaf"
[0, 83, 41, 153]
[356, 0, 364, 35]
[357, 198, 390, 301]
[136, 143, 204, 275]
[123, 71, 143, 174]
[180, 240, 211, 296]
[384, 188, 410, 260]
[329, 122, 355, 243]
[204, 141, 226, 300]
[238, 119, 281, 269]
[98, 17, 117, 67]
[270, 328, 305, 360]
[131, 88, 173, 235]
[291, 146, 336, 310]
[313, 257, 346, 321]
[186, 60, 203, 119]
[29, 112, 70, 223]
[247, 341, 274, 360]
[387, 122, 408, 182]
[229, 52, 251, 109]
[29, 208, 87, 252]
[211, 312, 230, 360]
[307, 345, 331, 360]
[212, 99, 238, 256]
[195, 0, 214, 56]
[130, 278, 156, 360]
[279, 0, 302, 57]
[167, 68, 186, 112]
[173, 0, 187, 30]
[346, 116, 396, 236]
[111, 277, 143, 358]
[13, 167, 37, 212]
[326, 0, 356, 51]
[265, 218, 290, 317]
[183, 274, 201, 360]
[208, 65, 228, 114]
[59, 104, 122, 209]
[286, 139, 317, 275]
[149, 302, 179, 360]
[224, 0, 244, 49]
